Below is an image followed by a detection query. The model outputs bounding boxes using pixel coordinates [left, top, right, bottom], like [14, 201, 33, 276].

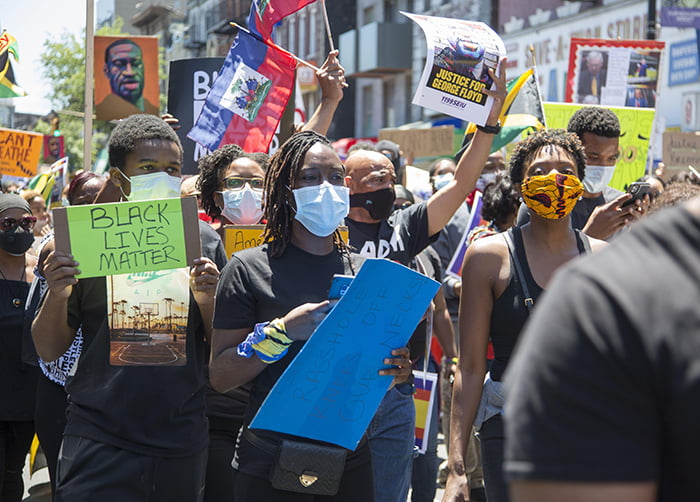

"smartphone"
[620, 182, 650, 208]
[328, 274, 353, 300]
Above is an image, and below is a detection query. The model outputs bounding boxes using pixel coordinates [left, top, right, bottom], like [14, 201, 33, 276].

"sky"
[2, 0, 87, 115]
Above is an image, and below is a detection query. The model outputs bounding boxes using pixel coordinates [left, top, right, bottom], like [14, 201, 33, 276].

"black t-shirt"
[213, 243, 366, 477]
[504, 204, 700, 501]
[516, 186, 623, 230]
[345, 202, 436, 265]
[63, 220, 225, 457]
[346, 203, 437, 362]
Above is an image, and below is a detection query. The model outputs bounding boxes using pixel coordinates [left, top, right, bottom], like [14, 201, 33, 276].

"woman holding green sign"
[210, 131, 412, 501]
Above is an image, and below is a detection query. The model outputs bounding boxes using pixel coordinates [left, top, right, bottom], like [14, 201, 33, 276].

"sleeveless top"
[489, 227, 590, 381]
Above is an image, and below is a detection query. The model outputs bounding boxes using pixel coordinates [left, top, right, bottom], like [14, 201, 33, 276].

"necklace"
[0, 260, 27, 308]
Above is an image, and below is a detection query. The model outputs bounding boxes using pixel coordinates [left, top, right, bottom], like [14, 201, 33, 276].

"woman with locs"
[443, 130, 607, 502]
[209, 131, 412, 501]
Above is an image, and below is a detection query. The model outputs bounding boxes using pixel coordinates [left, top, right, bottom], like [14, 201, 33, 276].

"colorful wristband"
[237, 318, 293, 364]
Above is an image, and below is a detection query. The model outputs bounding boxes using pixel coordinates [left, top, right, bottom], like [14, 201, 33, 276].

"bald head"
[345, 150, 396, 194]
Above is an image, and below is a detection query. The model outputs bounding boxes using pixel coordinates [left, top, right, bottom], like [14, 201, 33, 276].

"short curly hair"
[108, 114, 182, 170]
[196, 144, 270, 219]
[509, 129, 587, 186]
[567, 106, 621, 140]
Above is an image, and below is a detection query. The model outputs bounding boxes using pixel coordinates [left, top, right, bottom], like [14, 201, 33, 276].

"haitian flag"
[248, 0, 317, 41]
[188, 29, 296, 154]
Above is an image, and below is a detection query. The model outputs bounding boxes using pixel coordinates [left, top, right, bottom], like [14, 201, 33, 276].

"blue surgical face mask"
[434, 172, 454, 191]
[219, 185, 264, 225]
[292, 182, 350, 237]
[582, 164, 616, 193]
[119, 170, 181, 201]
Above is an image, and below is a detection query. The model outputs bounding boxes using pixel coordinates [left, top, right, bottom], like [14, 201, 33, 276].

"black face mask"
[350, 188, 396, 221]
[0, 229, 34, 256]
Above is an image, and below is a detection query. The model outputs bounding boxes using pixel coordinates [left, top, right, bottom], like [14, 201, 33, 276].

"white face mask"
[292, 182, 350, 237]
[582, 164, 616, 193]
[220, 185, 264, 225]
[476, 172, 498, 191]
[434, 172, 454, 191]
[120, 171, 181, 201]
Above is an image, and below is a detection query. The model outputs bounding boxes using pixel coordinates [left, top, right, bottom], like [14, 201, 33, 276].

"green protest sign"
[543, 102, 655, 191]
[54, 197, 201, 278]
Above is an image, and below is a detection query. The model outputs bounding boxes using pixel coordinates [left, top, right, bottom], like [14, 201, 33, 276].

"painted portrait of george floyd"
[94, 36, 160, 121]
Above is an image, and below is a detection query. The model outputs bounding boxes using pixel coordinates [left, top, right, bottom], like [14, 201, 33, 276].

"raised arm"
[426, 60, 508, 237]
[301, 50, 346, 136]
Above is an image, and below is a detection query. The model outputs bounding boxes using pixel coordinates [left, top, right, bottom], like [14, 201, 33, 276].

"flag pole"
[84, 0, 95, 172]
[320, 0, 335, 52]
[229, 22, 320, 71]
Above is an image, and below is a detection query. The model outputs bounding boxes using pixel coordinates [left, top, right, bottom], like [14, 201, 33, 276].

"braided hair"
[196, 144, 270, 219]
[263, 131, 348, 257]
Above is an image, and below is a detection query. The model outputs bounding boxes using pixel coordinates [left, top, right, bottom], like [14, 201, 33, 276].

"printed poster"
[94, 35, 160, 121]
[404, 12, 506, 126]
[108, 268, 190, 366]
[413, 371, 438, 454]
[566, 38, 665, 108]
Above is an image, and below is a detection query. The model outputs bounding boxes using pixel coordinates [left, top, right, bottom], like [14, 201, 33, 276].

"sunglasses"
[223, 176, 264, 191]
[0, 216, 37, 232]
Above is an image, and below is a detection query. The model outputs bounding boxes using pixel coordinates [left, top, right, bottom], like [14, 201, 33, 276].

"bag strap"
[575, 229, 592, 254]
[503, 228, 534, 314]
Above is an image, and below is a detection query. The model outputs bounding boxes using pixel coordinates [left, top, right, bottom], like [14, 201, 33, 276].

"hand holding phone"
[620, 182, 650, 208]
[328, 274, 353, 300]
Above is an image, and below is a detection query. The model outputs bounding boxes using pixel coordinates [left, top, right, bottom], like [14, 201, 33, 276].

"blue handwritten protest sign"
[249, 258, 440, 450]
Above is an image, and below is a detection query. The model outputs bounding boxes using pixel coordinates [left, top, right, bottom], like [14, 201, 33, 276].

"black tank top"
[489, 227, 590, 381]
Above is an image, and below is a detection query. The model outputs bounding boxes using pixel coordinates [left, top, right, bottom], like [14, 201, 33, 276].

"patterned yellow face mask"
[521, 172, 583, 220]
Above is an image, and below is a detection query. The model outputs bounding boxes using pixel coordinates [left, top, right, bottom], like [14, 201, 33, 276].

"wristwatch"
[477, 121, 502, 134]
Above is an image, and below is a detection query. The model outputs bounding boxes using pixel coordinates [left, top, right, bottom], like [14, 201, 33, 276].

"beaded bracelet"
[237, 318, 293, 364]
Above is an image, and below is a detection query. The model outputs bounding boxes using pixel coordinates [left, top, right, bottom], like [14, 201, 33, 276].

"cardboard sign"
[543, 102, 655, 190]
[663, 131, 700, 168]
[53, 197, 201, 278]
[0, 128, 43, 177]
[223, 224, 349, 257]
[378, 126, 455, 159]
[250, 259, 440, 450]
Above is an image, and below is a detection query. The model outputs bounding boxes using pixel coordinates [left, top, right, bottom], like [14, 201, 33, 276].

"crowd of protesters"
[2, 44, 699, 502]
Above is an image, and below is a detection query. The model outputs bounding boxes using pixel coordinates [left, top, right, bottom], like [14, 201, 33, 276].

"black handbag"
[269, 439, 347, 496]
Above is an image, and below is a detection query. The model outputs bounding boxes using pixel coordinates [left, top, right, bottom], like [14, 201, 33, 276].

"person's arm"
[301, 50, 346, 136]
[31, 250, 79, 362]
[432, 287, 457, 360]
[426, 61, 508, 237]
[189, 257, 219, 342]
[209, 300, 333, 392]
[443, 238, 502, 501]
[511, 481, 656, 502]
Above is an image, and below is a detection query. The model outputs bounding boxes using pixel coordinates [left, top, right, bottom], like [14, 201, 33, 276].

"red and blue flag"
[248, 0, 317, 41]
[188, 29, 296, 153]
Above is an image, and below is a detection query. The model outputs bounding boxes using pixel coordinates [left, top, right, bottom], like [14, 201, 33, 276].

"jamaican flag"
[463, 68, 545, 154]
[0, 31, 27, 98]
